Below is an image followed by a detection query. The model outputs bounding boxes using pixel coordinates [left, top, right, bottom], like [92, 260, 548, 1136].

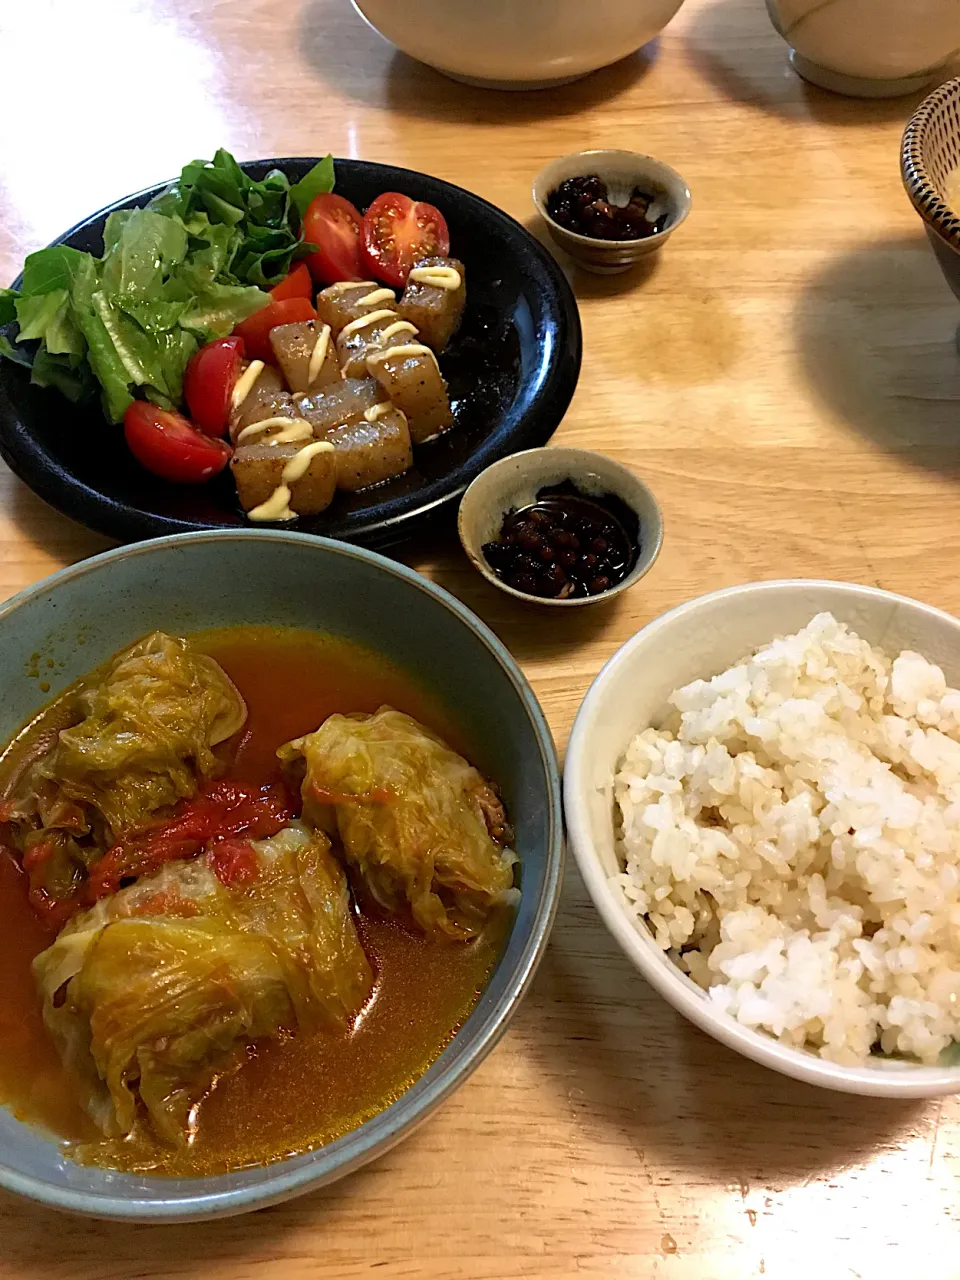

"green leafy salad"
[0, 150, 334, 424]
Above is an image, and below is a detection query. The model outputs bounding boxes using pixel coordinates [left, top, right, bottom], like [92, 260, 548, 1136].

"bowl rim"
[564, 577, 960, 1097]
[0, 157, 582, 550]
[457, 446, 664, 608]
[532, 149, 692, 249]
[0, 529, 565, 1219]
[901, 76, 960, 252]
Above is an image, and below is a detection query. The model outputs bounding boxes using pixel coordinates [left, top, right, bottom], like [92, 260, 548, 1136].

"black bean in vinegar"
[481, 482, 639, 600]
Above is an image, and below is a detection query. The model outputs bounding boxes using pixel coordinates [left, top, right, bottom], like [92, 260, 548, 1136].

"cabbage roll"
[3, 633, 246, 908]
[279, 708, 516, 941]
[33, 823, 373, 1144]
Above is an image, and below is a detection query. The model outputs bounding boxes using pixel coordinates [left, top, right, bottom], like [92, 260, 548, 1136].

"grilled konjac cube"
[315, 282, 398, 337]
[336, 311, 420, 379]
[231, 391, 308, 447]
[326, 407, 413, 492]
[366, 347, 453, 443]
[231, 442, 336, 517]
[398, 257, 466, 353]
[269, 320, 340, 394]
[230, 363, 288, 441]
[297, 378, 383, 434]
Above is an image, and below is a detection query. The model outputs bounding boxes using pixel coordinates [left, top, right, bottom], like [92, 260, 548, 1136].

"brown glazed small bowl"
[533, 149, 691, 276]
[901, 77, 960, 305]
[458, 447, 664, 608]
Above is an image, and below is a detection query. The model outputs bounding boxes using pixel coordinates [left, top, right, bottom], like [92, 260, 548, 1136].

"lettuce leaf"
[0, 148, 334, 423]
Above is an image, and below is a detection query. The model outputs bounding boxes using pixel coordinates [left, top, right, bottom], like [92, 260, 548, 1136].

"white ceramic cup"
[766, 0, 960, 98]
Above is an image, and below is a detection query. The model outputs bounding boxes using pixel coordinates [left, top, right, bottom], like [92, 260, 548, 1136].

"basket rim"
[901, 75, 960, 251]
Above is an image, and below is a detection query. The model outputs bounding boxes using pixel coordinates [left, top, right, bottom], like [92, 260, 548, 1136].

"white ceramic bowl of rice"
[564, 580, 960, 1097]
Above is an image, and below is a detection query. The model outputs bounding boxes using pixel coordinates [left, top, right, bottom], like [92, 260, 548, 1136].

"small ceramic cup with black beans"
[458, 447, 663, 608]
[533, 149, 691, 274]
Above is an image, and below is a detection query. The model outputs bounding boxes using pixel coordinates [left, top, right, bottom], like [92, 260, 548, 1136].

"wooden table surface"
[3, 0, 960, 1275]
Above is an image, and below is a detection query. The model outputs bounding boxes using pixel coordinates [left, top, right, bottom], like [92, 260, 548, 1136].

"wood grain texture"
[2, 0, 960, 1275]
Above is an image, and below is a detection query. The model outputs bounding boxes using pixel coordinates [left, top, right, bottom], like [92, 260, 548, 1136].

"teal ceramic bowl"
[0, 531, 562, 1221]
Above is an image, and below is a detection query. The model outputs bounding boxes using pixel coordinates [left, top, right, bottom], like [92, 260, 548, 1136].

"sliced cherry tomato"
[123, 403, 232, 485]
[183, 336, 245, 438]
[360, 193, 451, 288]
[232, 296, 317, 364]
[269, 262, 314, 301]
[302, 193, 365, 285]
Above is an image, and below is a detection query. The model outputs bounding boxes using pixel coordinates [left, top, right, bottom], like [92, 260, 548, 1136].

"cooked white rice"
[613, 611, 960, 1066]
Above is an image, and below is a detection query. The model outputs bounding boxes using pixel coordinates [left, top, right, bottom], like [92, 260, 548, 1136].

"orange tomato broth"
[0, 626, 510, 1175]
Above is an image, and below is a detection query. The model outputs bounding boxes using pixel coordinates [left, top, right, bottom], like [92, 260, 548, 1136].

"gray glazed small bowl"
[458, 447, 664, 607]
[0, 531, 563, 1221]
[533, 149, 691, 275]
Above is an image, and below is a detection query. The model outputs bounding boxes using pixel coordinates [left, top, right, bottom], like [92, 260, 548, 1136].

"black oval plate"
[0, 159, 581, 548]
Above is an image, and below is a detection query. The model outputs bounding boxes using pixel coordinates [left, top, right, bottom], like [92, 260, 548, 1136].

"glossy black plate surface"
[0, 159, 581, 547]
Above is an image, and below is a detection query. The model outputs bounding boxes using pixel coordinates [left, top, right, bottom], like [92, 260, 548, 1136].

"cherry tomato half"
[360, 193, 450, 288]
[302, 193, 366, 286]
[123, 403, 232, 485]
[183, 336, 245, 438]
[232, 297, 317, 364]
[269, 262, 314, 302]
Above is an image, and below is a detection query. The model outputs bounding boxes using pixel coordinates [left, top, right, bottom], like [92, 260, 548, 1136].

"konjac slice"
[398, 256, 466, 354]
[230, 361, 287, 439]
[297, 378, 382, 434]
[315, 282, 397, 337]
[336, 310, 418, 379]
[269, 320, 340, 394]
[325, 407, 413, 492]
[231, 440, 336, 518]
[366, 345, 452, 443]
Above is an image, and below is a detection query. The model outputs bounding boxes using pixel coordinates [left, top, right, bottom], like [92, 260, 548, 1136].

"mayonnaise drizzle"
[281, 439, 335, 482]
[379, 320, 418, 342]
[363, 402, 393, 422]
[306, 324, 332, 385]
[356, 287, 396, 307]
[236, 416, 311, 445]
[247, 440, 335, 522]
[248, 486, 295, 522]
[324, 280, 377, 294]
[340, 308, 399, 338]
[368, 342, 439, 368]
[408, 265, 461, 290]
[231, 360, 264, 411]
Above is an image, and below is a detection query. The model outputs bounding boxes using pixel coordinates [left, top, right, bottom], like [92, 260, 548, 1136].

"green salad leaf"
[0, 149, 335, 425]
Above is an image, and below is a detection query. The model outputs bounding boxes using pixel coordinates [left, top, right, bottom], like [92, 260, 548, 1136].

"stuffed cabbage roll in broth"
[0, 626, 515, 1176]
[279, 707, 516, 941]
[1, 633, 246, 921]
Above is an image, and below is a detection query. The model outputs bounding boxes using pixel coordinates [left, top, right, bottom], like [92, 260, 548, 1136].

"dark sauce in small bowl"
[481, 481, 639, 601]
[546, 175, 669, 242]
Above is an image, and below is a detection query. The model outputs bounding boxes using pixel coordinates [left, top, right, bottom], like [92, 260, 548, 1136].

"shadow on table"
[683, 0, 933, 127]
[529, 859, 926, 1187]
[794, 233, 960, 473]
[0, 1167, 374, 1274]
[297, 0, 656, 125]
[520, 214, 664, 302]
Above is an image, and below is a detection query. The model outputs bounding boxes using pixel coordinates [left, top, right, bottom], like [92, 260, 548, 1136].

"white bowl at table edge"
[563, 578, 960, 1098]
